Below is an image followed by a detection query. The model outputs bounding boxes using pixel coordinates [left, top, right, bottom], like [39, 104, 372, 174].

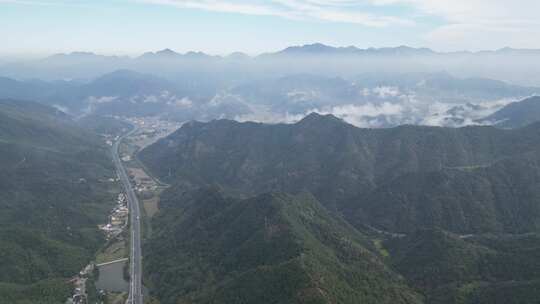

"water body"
[95, 260, 129, 292]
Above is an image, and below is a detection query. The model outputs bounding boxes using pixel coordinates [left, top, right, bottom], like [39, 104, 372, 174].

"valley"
[112, 117, 180, 304]
[3, 36, 540, 304]
[3, 80, 540, 304]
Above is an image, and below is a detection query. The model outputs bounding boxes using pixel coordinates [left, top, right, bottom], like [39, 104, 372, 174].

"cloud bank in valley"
[232, 85, 522, 128]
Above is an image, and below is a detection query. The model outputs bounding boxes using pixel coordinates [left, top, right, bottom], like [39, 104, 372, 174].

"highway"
[112, 127, 143, 304]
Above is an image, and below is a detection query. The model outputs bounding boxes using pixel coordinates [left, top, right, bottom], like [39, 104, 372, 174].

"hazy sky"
[2, 0, 540, 57]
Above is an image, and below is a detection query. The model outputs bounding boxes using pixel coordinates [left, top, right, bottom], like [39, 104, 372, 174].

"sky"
[1, 0, 540, 57]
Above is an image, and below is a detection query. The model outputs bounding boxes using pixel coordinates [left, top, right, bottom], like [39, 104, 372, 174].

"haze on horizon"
[7, 2, 540, 304]
[2, 0, 540, 58]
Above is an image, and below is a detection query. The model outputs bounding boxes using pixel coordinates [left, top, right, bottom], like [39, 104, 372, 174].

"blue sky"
[1, 0, 539, 57]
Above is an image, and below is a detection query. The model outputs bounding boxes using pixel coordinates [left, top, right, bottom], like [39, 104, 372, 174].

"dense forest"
[140, 113, 540, 234]
[140, 113, 540, 303]
[144, 188, 423, 304]
[0, 99, 117, 303]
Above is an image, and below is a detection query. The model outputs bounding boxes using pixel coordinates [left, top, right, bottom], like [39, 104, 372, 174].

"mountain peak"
[139, 48, 181, 59]
[297, 112, 344, 125]
[267, 43, 436, 57]
[184, 51, 214, 59]
[156, 48, 179, 55]
[302, 42, 333, 49]
[280, 43, 338, 54]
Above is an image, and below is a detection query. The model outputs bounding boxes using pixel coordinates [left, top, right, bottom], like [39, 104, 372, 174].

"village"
[65, 117, 176, 304]
[65, 192, 129, 304]
[99, 193, 129, 240]
[125, 116, 182, 149]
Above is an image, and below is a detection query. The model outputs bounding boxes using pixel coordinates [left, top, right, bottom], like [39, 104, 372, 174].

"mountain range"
[0, 68, 537, 128]
[4, 43, 540, 86]
[5, 41, 540, 304]
[139, 113, 540, 235]
[138, 113, 540, 303]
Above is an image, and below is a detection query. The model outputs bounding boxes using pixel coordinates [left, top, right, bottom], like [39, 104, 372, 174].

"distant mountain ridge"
[480, 96, 540, 128]
[262, 43, 436, 57]
[138, 48, 219, 60]
[37, 43, 540, 61]
[2, 69, 536, 126]
[4, 42, 540, 86]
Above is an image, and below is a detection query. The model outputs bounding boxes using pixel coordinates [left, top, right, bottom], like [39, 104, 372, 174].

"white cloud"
[142, 95, 159, 103]
[79, 96, 118, 116]
[168, 97, 193, 108]
[52, 104, 69, 114]
[235, 110, 305, 124]
[233, 90, 520, 128]
[315, 102, 405, 127]
[371, 0, 540, 50]
[87, 96, 117, 104]
[138, 0, 413, 27]
[135, 0, 540, 50]
[426, 23, 540, 50]
[384, 0, 540, 23]
[372, 86, 400, 98]
[0, 0, 90, 6]
[141, 0, 283, 16]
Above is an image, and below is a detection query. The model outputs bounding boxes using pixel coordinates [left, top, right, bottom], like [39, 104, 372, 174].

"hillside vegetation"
[139, 113, 540, 303]
[140, 113, 540, 234]
[144, 188, 423, 304]
[481, 96, 540, 128]
[0, 99, 116, 303]
[387, 230, 540, 303]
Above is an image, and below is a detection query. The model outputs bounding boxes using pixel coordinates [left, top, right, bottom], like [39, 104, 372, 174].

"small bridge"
[96, 258, 128, 267]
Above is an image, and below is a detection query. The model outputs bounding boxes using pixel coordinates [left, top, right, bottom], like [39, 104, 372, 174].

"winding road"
[112, 127, 143, 304]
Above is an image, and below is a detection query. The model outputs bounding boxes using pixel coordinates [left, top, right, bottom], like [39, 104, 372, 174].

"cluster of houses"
[121, 154, 132, 162]
[104, 134, 120, 147]
[66, 193, 130, 304]
[66, 264, 94, 304]
[133, 174, 158, 198]
[99, 193, 129, 240]
[126, 116, 182, 148]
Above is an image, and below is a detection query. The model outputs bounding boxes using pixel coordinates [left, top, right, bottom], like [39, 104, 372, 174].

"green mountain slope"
[139, 113, 540, 303]
[139, 113, 540, 234]
[358, 152, 540, 233]
[0, 99, 116, 303]
[387, 230, 540, 304]
[144, 188, 423, 304]
[481, 96, 540, 128]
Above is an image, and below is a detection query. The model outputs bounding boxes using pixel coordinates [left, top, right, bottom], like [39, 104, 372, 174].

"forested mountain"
[0, 99, 116, 303]
[139, 113, 540, 303]
[140, 113, 540, 234]
[144, 188, 423, 304]
[1, 65, 537, 128]
[481, 96, 540, 128]
[387, 229, 540, 303]
[0, 70, 191, 115]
